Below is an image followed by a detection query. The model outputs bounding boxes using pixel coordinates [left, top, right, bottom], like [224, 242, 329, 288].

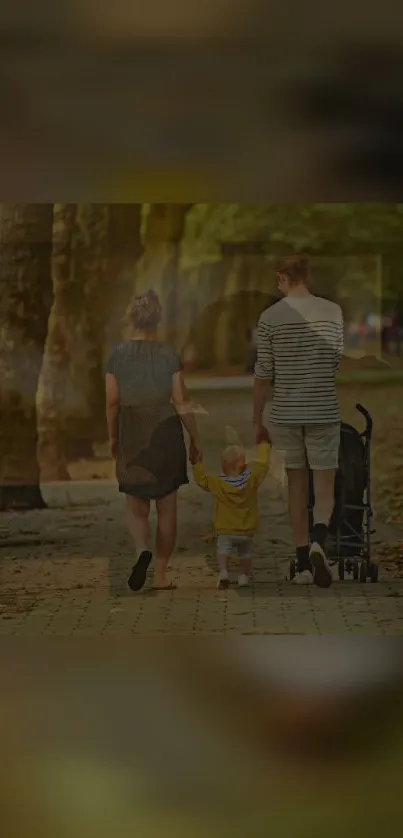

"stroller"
[290, 403, 377, 583]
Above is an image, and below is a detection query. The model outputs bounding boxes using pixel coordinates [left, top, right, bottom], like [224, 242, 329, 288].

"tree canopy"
[181, 203, 403, 269]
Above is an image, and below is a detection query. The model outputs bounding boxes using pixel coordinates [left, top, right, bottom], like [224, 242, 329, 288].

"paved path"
[1, 479, 403, 636]
[186, 376, 252, 390]
[2, 388, 403, 636]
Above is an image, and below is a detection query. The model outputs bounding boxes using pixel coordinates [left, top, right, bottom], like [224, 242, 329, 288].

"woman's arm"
[172, 371, 200, 448]
[105, 373, 119, 457]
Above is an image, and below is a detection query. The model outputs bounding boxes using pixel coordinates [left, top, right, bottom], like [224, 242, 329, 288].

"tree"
[37, 204, 77, 481]
[182, 203, 403, 268]
[180, 203, 403, 366]
[104, 203, 143, 348]
[61, 203, 109, 459]
[38, 203, 144, 472]
[134, 204, 192, 344]
[64, 203, 144, 459]
[0, 203, 53, 510]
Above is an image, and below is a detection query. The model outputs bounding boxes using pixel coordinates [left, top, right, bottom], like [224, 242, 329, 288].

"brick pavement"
[1, 480, 403, 636]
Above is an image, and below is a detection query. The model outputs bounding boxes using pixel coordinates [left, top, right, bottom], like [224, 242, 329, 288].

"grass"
[337, 369, 403, 385]
[186, 353, 403, 387]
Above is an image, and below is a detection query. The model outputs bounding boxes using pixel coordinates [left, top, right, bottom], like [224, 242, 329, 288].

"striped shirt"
[254, 295, 344, 424]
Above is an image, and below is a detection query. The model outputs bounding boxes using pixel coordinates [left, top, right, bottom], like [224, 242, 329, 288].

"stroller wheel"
[338, 558, 345, 581]
[353, 560, 359, 581]
[289, 559, 296, 581]
[359, 561, 368, 583]
[369, 563, 379, 583]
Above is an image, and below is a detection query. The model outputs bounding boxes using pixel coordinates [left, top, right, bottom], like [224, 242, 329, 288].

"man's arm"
[253, 379, 271, 425]
[252, 316, 273, 435]
[334, 308, 344, 372]
[250, 441, 271, 486]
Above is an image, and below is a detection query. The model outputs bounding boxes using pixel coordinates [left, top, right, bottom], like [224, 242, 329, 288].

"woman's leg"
[126, 495, 153, 591]
[154, 491, 178, 587]
[126, 495, 151, 554]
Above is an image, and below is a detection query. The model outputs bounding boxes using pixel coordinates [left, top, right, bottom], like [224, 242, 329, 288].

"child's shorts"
[216, 534, 253, 559]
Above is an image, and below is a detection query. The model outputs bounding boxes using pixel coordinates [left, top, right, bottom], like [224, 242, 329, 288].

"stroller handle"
[356, 403, 373, 437]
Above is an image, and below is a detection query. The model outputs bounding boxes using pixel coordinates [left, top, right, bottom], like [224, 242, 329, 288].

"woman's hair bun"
[130, 289, 162, 331]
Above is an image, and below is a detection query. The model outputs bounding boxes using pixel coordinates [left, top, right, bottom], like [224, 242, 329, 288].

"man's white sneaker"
[238, 574, 250, 588]
[291, 570, 314, 585]
[309, 542, 332, 588]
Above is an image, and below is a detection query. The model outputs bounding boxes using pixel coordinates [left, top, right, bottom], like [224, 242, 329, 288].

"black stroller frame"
[336, 403, 376, 581]
[290, 403, 377, 583]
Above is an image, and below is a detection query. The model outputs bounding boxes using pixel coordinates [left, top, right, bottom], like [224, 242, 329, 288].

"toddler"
[190, 431, 270, 589]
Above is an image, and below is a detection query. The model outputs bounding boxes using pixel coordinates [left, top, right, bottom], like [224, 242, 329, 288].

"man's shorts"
[216, 534, 253, 559]
[268, 422, 340, 470]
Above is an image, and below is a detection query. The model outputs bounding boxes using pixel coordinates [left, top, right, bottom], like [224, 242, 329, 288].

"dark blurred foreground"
[1, 640, 403, 838]
[3, 2, 403, 198]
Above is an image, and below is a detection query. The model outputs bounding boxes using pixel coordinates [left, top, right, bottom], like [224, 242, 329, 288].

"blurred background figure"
[381, 310, 403, 356]
[366, 312, 379, 341]
[381, 313, 393, 354]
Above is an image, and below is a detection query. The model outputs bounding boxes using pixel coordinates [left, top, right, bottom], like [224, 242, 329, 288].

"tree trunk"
[37, 204, 77, 481]
[38, 204, 143, 469]
[64, 203, 109, 458]
[133, 204, 192, 345]
[0, 203, 53, 510]
[214, 255, 245, 366]
[104, 203, 143, 347]
[65, 203, 144, 457]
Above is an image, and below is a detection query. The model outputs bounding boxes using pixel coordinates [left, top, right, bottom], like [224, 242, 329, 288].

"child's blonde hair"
[221, 444, 246, 475]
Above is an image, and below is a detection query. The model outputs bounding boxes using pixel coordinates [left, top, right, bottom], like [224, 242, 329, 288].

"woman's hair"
[130, 289, 162, 332]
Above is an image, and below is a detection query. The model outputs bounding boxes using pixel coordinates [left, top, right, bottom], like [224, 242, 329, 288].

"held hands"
[189, 439, 202, 465]
[253, 423, 270, 445]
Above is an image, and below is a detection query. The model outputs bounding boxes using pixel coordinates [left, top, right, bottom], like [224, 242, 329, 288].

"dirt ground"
[1, 384, 403, 634]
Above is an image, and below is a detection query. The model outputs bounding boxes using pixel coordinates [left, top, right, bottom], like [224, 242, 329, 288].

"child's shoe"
[291, 569, 314, 585]
[238, 574, 250, 588]
[217, 570, 230, 590]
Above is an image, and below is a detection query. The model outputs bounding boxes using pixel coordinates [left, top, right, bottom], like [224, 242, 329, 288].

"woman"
[105, 290, 201, 591]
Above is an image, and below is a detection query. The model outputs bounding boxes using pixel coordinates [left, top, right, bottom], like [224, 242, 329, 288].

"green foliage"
[181, 203, 403, 270]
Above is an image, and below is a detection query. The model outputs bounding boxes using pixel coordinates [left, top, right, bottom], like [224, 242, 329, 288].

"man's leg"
[269, 424, 312, 584]
[287, 468, 312, 581]
[306, 424, 340, 588]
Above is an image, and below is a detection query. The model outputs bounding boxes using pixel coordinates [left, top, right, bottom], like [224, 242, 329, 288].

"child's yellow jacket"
[192, 442, 270, 534]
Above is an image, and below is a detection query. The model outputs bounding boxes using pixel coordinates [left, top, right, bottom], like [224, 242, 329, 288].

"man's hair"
[275, 254, 310, 285]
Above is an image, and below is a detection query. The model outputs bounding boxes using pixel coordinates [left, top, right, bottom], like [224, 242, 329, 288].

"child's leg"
[237, 536, 253, 586]
[216, 535, 232, 589]
[239, 556, 252, 576]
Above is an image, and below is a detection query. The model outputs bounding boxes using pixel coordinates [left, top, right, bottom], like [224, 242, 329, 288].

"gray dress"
[106, 340, 188, 500]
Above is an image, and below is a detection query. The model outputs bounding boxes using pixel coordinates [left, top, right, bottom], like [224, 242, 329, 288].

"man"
[252, 255, 344, 587]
